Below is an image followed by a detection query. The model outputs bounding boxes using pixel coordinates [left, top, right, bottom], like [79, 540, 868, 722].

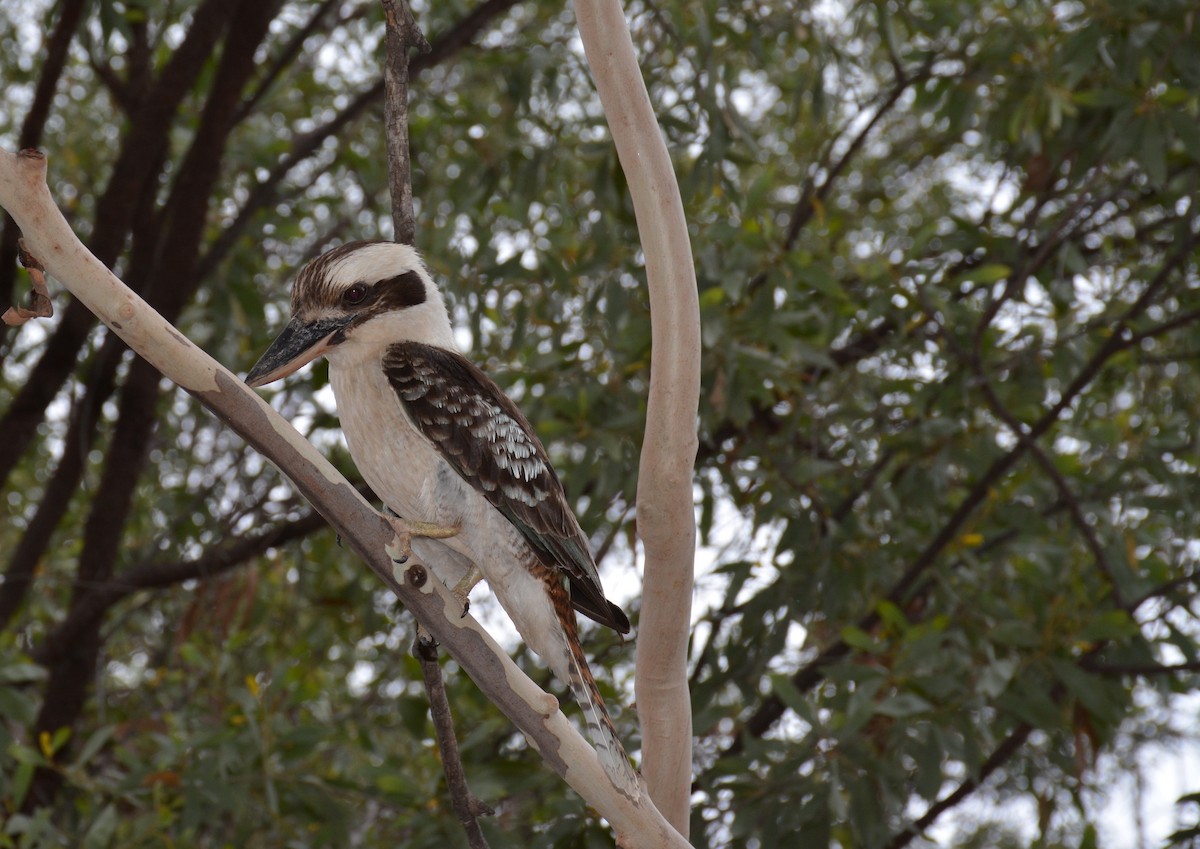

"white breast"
[330, 357, 437, 518]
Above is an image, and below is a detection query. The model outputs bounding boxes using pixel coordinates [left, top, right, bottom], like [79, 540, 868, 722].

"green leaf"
[840, 626, 881, 653]
[0, 687, 36, 725]
[968, 264, 1012, 285]
[770, 673, 816, 723]
[83, 804, 118, 849]
[978, 657, 1019, 698]
[1078, 610, 1139, 643]
[875, 692, 933, 718]
[74, 726, 116, 768]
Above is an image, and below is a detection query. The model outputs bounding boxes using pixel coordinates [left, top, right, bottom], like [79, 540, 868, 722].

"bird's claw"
[385, 533, 411, 565]
[450, 566, 482, 619]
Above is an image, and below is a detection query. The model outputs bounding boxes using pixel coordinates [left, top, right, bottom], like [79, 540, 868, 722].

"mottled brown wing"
[382, 342, 630, 634]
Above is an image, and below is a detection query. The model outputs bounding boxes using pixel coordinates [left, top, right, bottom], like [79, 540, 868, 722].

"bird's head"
[246, 240, 454, 387]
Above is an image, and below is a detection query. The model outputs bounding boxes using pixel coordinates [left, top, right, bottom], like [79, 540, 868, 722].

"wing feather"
[382, 342, 630, 634]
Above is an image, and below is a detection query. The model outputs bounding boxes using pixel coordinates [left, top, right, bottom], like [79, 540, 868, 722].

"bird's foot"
[383, 515, 461, 565]
[450, 566, 483, 618]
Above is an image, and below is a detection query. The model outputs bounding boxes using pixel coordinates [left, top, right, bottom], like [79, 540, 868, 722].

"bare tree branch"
[574, 0, 701, 834]
[196, 0, 523, 280]
[1081, 659, 1200, 676]
[414, 637, 495, 849]
[923, 282, 1129, 608]
[0, 338, 122, 627]
[31, 509, 328, 666]
[885, 723, 1034, 849]
[382, 0, 430, 246]
[235, 0, 342, 122]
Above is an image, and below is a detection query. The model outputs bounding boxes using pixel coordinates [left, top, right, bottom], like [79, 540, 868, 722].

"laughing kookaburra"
[245, 240, 640, 798]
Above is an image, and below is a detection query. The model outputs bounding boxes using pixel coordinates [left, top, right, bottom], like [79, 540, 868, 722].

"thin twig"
[925, 284, 1128, 608]
[382, 0, 430, 246]
[415, 636, 495, 849]
[381, 3, 491, 842]
[1081, 659, 1200, 676]
[885, 723, 1034, 849]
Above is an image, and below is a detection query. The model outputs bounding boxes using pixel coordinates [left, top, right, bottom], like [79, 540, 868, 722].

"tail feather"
[547, 577, 641, 799]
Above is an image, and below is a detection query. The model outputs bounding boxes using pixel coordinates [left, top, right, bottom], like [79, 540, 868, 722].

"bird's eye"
[343, 284, 368, 305]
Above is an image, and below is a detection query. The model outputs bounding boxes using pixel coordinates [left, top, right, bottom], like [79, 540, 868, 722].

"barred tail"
[548, 579, 641, 799]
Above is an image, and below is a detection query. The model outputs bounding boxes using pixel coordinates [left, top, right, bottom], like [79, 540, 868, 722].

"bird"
[245, 240, 640, 798]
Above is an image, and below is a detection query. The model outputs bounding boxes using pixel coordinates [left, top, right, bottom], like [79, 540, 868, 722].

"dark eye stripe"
[374, 270, 426, 309]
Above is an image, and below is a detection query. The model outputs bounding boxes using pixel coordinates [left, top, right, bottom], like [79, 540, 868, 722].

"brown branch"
[922, 280, 1129, 609]
[972, 171, 1116, 347]
[1129, 304, 1200, 345]
[787, 57, 934, 248]
[377, 3, 491, 842]
[31, 509, 327, 667]
[382, 0, 429, 246]
[415, 637, 495, 849]
[196, 0, 522, 280]
[884, 723, 1034, 849]
[416, 0, 520, 71]
[1080, 660, 1200, 677]
[977, 374, 1126, 607]
[235, 0, 342, 122]
[0, 337, 123, 629]
[195, 81, 384, 280]
[25, 1, 283, 809]
[744, 57, 935, 297]
[1131, 569, 1200, 610]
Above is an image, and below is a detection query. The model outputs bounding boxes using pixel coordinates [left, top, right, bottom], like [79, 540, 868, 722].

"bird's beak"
[245, 316, 353, 387]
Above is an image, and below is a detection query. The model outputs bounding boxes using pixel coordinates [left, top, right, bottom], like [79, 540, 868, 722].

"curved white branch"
[572, 0, 701, 834]
[0, 147, 691, 849]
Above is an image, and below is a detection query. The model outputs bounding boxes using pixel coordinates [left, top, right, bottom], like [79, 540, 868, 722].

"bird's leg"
[383, 513, 461, 647]
[383, 514, 461, 565]
[449, 566, 483, 618]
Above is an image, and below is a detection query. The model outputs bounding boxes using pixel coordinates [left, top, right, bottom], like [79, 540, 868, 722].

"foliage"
[1, 0, 1199, 847]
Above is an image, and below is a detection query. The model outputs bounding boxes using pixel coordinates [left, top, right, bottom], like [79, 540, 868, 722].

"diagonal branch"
[884, 723, 1034, 849]
[924, 284, 1128, 609]
[414, 637, 495, 847]
[31, 508, 328, 666]
[235, 0, 343, 122]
